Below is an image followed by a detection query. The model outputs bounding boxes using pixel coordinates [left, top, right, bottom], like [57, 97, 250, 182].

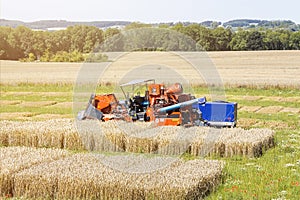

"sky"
[1, 0, 299, 24]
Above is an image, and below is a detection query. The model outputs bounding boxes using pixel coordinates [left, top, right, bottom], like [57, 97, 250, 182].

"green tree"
[0, 27, 15, 59]
[104, 28, 121, 40]
[83, 26, 104, 53]
[178, 24, 213, 50]
[5, 26, 32, 59]
[264, 30, 282, 50]
[181, 24, 202, 42]
[289, 31, 300, 50]
[246, 30, 265, 50]
[196, 27, 214, 51]
[278, 30, 290, 50]
[171, 22, 185, 33]
[229, 28, 248, 50]
[51, 30, 71, 53]
[31, 31, 47, 59]
[212, 27, 232, 50]
[63, 25, 104, 53]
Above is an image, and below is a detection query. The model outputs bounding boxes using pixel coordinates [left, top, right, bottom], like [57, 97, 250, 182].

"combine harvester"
[78, 79, 237, 127]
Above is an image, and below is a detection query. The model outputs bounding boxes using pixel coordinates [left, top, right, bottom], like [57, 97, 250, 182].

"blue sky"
[1, 0, 299, 23]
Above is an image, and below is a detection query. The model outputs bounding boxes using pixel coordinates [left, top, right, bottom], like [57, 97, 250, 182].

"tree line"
[0, 23, 299, 61]
[0, 25, 117, 61]
[171, 23, 299, 51]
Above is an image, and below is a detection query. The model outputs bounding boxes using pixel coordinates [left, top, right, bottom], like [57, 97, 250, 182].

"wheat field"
[0, 50, 299, 199]
[1, 51, 300, 86]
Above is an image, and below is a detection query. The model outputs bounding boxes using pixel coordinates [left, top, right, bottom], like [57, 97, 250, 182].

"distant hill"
[0, 19, 299, 31]
[0, 19, 131, 30]
[223, 19, 299, 31]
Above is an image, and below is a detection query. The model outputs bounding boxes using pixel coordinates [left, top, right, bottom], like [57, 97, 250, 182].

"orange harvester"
[78, 80, 204, 127]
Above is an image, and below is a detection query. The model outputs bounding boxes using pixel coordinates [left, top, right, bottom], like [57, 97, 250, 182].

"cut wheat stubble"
[0, 146, 69, 197]
[14, 153, 224, 200]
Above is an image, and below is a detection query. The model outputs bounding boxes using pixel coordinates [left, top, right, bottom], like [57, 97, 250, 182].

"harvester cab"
[120, 79, 155, 121]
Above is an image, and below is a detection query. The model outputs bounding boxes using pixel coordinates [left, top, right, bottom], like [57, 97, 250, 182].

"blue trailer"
[157, 97, 237, 127]
[198, 101, 237, 127]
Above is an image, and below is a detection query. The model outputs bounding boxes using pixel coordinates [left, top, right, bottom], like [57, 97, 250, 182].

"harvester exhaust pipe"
[157, 97, 206, 113]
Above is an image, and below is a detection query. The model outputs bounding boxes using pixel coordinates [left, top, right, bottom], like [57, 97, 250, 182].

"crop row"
[0, 119, 274, 157]
[0, 146, 224, 199]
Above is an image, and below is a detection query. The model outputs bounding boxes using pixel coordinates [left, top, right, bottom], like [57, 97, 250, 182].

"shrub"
[40, 50, 85, 62]
[19, 53, 36, 62]
[85, 53, 108, 62]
